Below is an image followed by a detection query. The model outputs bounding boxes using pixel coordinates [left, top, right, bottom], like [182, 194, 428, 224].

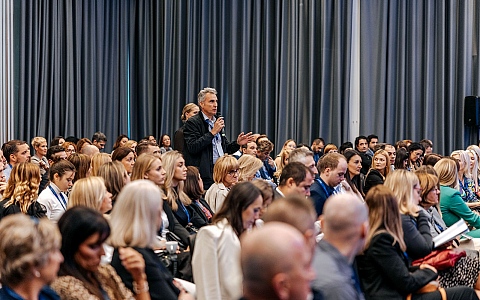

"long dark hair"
[184, 166, 204, 200]
[57, 206, 111, 298]
[212, 182, 261, 236]
[343, 149, 364, 196]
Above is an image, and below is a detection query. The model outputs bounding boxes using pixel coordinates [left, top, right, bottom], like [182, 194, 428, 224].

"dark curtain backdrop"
[16, 0, 130, 150]
[360, 0, 480, 154]
[129, 0, 353, 153]
[13, 0, 480, 154]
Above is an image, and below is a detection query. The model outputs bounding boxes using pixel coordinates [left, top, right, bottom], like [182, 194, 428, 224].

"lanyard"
[317, 178, 333, 197]
[49, 185, 67, 210]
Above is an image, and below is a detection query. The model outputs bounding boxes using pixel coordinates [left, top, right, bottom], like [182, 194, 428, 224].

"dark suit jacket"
[310, 178, 335, 216]
[401, 212, 434, 261]
[111, 247, 180, 300]
[161, 201, 190, 247]
[356, 233, 437, 300]
[189, 198, 214, 227]
[183, 113, 240, 190]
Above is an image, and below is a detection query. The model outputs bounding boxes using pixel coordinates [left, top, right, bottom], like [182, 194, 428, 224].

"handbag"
[407, 282, 446, 300]
[412, 248, 466, 270]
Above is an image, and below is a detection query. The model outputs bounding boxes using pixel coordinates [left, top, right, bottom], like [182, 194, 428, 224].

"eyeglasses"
[65, 149, 76, 153]
[227, 169, 239, 176]
[413, 185, 422, 195]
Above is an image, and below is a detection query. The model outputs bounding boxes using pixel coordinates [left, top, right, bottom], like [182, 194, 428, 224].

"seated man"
[136, 141, 161, 158]
[310, 153, 347, 216]
[2, 140, 31, 181]
[255, 139, 276, 182]
[311, 193, 368, 300]
[274, 162, 314, 199]
[240, 222, 316, 300]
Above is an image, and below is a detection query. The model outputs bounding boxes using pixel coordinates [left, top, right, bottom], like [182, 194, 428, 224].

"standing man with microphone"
[183, 87, 254, 190]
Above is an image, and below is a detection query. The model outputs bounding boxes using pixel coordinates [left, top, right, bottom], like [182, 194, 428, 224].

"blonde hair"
[467, 145, 480, 191]
[238, 155, 263, 182]
[97, 161, 127, 203]
[68, 177, 107, 211]
[0, 214, 61, 286]
[131, 154, 160, 181]
[3, 162, 41, 213]
[434, 158, 459, 189]
[364, 185, 406, 251]
[451, 150, 471, 179]
[384, 169, 419, 216]
[371, 149, 391, 178]
[31, 136, 47, 149]
[273, 149, 291, 179]
[181, 103, 199, 122]
[416, 172, 440, 206]
[109, 180, 163, 248]
[90, 153, 112, 176]
[213, 155, 239, 183]
[124, 140, 137, 152]
[161, 151, 191, 211]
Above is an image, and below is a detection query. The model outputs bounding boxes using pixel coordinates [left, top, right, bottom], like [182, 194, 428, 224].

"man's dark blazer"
[183, 113, 240, 190]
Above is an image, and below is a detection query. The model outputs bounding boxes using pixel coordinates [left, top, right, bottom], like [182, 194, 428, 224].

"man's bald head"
[81, 144, 100, 158]
[241, 222, 315, 300]
[322, 193, 368, 241]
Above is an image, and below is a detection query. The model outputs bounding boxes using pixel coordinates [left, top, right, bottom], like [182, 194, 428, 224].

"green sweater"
[439, 185, 480, 236]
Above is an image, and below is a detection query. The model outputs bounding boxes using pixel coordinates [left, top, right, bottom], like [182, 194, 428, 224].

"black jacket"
[356, 233, 437, 300]
[111, 247, 180, 300]
[183, 113, 239, 190]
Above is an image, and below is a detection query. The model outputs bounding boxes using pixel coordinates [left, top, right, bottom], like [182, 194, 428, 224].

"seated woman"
[51, 206, 151, 299]
[109, 180, 194, 300]
[323, 143, 338, 154]
[0, 162, 46, 219]
[68, 176, 113, 214]
[98, 161, 129, 208]
[273, 149, 290, 184]
[416, 169, 480, 289]
[205, 155, 239, 212]
[160, 134, 173, 154]
[31, 136, 50, 191]
[161, 151, 204, 230]
[62, 141, 77, 158]
[193, 182, 263, 300]
[357, 185, 479, 300]
[407, 142, 425, 171]
[395, 147, 410, 170]
[112, 134, 129, 152]
[131, 154, 189, 248]
[342, 149, 364, 199]
[0, 214, 63, 299]
[237, 154, 263, 182]
[112, 146, 135, 176]
[67, 153, 91, 184]
[90, 153, 112, 176]
[251, 179, 274, 227]
[384, 170, 432, 260]
[451, 150, 480, 207]
[363, 149, 390, 195]
[434, 158, 480, 237]
[274, 139, 296, 167]
[37, 159, 76, 222]
[184, 166, 214, 225]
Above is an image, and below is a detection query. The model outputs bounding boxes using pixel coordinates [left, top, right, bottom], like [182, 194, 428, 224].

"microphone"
[216, 112, 226, 137]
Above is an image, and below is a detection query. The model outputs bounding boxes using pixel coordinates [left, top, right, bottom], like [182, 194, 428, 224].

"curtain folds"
[129, 0, 354, 151]
[11, 0, 480, 154]
[16, 0, 130, 150]
[360, 0, 480, 153]
[1, 0, 15, 143]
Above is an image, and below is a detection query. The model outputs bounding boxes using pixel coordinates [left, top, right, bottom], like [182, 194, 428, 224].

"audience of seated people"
[4, 129, 480, 300]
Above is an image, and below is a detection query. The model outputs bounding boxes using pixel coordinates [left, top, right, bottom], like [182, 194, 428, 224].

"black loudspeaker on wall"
[465, 96, 480, 127]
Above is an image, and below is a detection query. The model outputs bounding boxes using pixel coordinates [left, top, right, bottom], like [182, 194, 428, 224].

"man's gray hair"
[198, 87, 217, 104]
[289, 147, 314, 164]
